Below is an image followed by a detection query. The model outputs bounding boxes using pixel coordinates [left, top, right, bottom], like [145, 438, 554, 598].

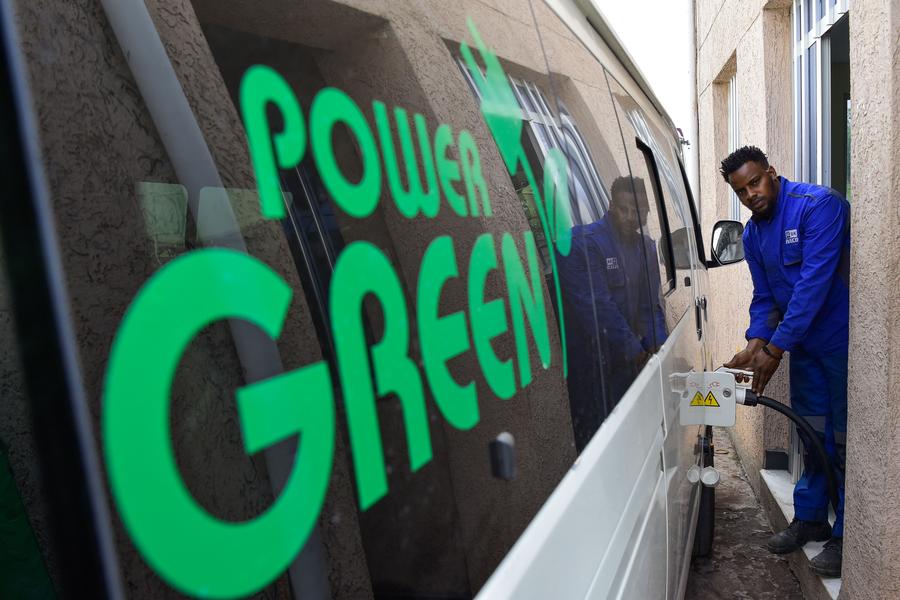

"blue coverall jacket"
[560, 216, 667, 359]
[742, 176, 850, 534]
[743, 177, 850, 354]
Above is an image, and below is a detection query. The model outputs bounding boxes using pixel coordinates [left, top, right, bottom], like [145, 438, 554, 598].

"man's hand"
[724, 338, 767, 383]
[747, 343, 783, 394]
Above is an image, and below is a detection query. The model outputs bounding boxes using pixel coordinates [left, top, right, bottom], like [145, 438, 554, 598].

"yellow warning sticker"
[690, 391, 720, 407]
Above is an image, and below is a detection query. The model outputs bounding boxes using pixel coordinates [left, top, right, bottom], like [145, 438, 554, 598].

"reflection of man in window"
[559, 176, 667, 451]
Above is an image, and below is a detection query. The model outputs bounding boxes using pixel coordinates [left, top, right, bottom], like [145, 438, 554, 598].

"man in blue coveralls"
[559, 176, 667, 451]
[721, 146, 850, 577]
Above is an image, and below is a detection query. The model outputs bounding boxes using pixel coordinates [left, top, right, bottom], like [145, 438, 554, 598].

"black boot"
[810, 537, 843, 577]
[767, 518, 832, 554]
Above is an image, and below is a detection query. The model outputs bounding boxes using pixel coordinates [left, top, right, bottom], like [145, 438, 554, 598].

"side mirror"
[710, 220, 745, 266]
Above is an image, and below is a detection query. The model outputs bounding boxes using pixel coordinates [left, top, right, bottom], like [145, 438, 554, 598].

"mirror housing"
[709, 220, 745, 267]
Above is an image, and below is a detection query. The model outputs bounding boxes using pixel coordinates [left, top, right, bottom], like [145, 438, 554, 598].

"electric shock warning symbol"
[690, 391, 720, 407]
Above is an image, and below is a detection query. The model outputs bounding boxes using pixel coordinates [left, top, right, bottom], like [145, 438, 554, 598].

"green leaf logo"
[460, 18, 524, 174]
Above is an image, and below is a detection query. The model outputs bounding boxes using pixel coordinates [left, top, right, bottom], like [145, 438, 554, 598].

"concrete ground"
[685, 429, 804, 600]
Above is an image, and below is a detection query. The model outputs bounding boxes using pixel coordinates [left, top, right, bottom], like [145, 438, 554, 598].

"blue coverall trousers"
[789, 349, 848, 537]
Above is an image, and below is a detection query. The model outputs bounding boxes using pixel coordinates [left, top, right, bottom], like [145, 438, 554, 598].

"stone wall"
[695, 0, 793, 493]
[841, 0, 900, 597]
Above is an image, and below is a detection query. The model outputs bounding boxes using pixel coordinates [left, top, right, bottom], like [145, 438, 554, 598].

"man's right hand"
[724, 338, 767, 383]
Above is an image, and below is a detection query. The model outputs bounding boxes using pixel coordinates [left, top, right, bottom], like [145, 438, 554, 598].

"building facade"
[695, 0, 900, 597]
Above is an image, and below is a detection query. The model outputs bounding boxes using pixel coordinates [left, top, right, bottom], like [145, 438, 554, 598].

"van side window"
[500, 73, 666, 452]
[635, 139, 677, 297]
[608, 76, 694, 331]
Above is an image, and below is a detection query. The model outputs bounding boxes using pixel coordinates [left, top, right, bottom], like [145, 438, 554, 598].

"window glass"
[795, 56, 803, 176]
[529, 2, 667, 449]
[5, 0, 714, 595]
[7, 0, 611, 597]
[643, 121, 702, 327]
[607, 76, 694, 334]
[0, 248, 58, 597]
[634, 142, 677, 296]
[807, 45, 819, 181]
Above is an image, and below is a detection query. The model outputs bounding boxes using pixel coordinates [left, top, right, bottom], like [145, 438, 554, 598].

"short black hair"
[610, 176, 646, 205]
[719, 145, 769, 182]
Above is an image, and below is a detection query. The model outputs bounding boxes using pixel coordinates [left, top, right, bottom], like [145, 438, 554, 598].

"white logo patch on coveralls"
[606, 257, 619, 270]
[785, 229, 799, 244]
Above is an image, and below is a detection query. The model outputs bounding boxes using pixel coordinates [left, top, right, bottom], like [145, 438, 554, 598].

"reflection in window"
[458, 60, 610, 231]
[558, 176, 667, 451]
[608, 79, 695, 330]
[459, 59, 669, 451]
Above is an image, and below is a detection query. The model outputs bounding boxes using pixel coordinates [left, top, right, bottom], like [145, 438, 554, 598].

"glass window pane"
[531, 2, 670, 450]
[807, 45, 819, 181]
[607, 76, 696, 335]
[12, 0, 592, 596]
[795, 57, 802, 178]
[0, 250, 58, 597]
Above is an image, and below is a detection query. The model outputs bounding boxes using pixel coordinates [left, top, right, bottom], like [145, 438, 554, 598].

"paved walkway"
[685, 429, 804, 600]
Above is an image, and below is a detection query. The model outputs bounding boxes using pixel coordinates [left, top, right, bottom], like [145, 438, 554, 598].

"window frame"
[635, 137, 677, 297]
[794, 0, 850, 185]
[727, 74, 741, 220]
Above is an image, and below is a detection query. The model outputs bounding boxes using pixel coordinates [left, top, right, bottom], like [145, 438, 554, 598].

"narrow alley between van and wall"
[686, 429, 803, 600]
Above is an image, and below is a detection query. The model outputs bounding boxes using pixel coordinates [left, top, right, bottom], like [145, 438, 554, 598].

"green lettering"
[543, 147, 573, 256]
[434, 124, 468, 217]
[104, 249, 334, 598]
[311, 88, 381, 218]
[417, 236, 479, 429]
[374, 102, 440, 218]
[459, 129, 491, 217]
[330, 241, 431, 509]
[240, 65, 306, 220]
[468, 233, 515, 399]
[501, 232, 551, 387]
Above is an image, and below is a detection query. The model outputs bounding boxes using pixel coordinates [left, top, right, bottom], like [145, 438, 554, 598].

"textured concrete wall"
[696, 0, 793, 493]
[841, 0, 900, 597]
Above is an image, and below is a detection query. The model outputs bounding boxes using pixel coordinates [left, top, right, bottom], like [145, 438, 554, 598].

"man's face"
[727, 161, 780, 219]
[609, 191, 647, 233]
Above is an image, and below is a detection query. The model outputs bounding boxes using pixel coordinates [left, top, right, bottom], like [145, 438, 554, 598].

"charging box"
[676, 371, 737, 427]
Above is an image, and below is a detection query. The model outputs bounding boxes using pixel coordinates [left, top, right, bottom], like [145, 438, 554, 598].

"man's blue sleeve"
[744, 227, 780, 342]
[770, 194, 849, 351]
[557, 238, 644, 360]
